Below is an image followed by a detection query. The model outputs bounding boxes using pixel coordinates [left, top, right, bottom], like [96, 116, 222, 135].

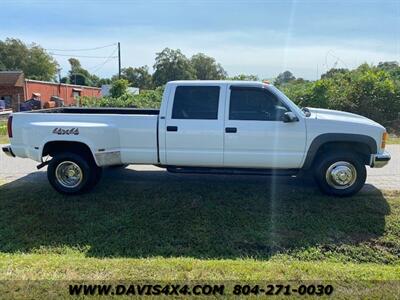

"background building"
[0, 71, 101, 111]
[101, 84, 139, 96]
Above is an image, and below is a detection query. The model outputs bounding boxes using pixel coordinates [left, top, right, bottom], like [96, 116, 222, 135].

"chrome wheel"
[325, 161, 357, 189]
[55, 161, 83, 188]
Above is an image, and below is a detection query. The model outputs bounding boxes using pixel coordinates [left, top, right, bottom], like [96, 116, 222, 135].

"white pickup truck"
[3, 80, 391, 196]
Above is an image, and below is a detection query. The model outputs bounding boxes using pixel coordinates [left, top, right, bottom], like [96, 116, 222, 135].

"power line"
[49, 53, 118, 58]
[45, 43, 117, 52]
[46, 42, 121, 76]
[88, 48, 118, 73]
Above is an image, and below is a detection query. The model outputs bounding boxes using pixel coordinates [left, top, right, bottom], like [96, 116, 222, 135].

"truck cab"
[158, 81, 306, 169]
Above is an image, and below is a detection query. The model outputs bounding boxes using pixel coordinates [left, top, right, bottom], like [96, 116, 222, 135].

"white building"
[101, 85, 139, 97]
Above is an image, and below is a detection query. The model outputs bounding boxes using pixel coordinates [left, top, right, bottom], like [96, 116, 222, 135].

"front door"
[223, 86, 306, 169]
[165, 85, 225, 167]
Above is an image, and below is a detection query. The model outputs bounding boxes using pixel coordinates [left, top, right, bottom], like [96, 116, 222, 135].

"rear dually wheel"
[47, 152, 101, 195]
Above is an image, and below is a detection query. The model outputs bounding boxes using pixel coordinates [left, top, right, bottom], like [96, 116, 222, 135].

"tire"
[313, 151, 366, 197]
[84, 162, 103, 191]
[47, 152, 100, 195]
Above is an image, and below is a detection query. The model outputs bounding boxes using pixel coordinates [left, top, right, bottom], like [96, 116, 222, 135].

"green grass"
[0, 135, 8, 144]
[388, 135, 400, 145]
[0, 120, 8, 144]
[0, 176, 399, 297]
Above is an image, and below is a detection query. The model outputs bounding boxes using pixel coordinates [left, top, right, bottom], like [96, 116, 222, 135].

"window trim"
[228, 86, 291, 121]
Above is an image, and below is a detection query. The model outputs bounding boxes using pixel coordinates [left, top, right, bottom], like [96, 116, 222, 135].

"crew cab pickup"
[3, 80, 391, 196]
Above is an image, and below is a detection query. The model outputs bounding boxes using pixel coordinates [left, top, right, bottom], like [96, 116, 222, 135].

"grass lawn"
[0, 135, 9, 144]
[388, 135, 400, 145]
[0, 120, 8, 144]
[0, 175, 399, 298]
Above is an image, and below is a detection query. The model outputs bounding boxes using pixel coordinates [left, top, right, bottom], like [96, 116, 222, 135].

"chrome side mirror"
[283, 112, 299, 123]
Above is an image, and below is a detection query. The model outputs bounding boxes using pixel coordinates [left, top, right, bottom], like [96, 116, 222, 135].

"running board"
[167, 166, 299, 176]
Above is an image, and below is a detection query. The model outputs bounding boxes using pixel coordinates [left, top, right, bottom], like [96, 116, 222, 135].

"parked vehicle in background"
[3, 80, 391, 196]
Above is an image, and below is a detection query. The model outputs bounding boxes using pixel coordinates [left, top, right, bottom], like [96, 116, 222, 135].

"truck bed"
[29, 107, 160, 115]
[10, 107, 160, 165]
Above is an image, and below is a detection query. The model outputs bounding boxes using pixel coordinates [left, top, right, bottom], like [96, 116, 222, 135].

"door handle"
[225, 127, 237, 133]
[167, 126, 178, 132]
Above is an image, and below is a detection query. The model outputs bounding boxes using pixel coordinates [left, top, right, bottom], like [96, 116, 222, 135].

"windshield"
[266, 85, 308, 117]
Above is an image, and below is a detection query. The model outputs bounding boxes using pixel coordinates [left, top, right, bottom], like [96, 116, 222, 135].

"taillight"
[7, 115, 13, 138]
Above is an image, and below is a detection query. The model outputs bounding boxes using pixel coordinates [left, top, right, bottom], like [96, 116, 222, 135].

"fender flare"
[302, 133, 377, 169]
[41, 140, 99, 166]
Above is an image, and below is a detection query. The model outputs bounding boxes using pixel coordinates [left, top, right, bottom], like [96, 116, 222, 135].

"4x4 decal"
[52, 128, 79, 135]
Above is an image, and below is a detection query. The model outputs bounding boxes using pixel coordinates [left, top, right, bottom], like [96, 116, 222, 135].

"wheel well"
[312, 142, 371, 166]
[42, 141, 96, 164]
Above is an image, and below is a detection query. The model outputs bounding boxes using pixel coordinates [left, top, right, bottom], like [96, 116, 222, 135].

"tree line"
[0, 38, 256, 88]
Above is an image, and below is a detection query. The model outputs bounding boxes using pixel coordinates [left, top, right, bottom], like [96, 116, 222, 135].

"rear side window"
[172, 86, 220, 120]
[229, 88, 289, 121]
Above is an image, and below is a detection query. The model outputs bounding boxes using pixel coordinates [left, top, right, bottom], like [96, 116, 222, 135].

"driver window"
[229, 87, 288, 121]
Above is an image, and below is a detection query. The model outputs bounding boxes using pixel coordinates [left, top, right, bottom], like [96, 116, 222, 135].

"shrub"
[80, 86, 164, 109]
[109, 79, 130, 98]
[282, 64, 400, 127]
[0, 121, 6, 135]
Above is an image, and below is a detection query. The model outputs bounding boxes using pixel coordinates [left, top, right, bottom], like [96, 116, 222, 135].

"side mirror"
[283, 112, 299, 123]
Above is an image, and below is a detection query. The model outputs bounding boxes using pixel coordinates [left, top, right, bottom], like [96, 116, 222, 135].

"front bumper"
[370, 151, 391, 168]
[2, 145, 15, 157]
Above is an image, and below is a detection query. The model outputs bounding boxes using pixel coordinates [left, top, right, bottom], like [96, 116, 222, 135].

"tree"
[0, 38, 58, 81]
[321, 68, 349, 79]
[376, 61, 400, 79]
[229, 74, 259, 81]
[281, 63, 400, 127]
[110, 79, 129, 98]
[121, 65, 153, 89]
[67, 58, 92, 86]
[190, 53, 227, 80]
[68, 58, 81, 70]
[152, 48, 196, 86]
[274, 70, 296, 85]
[66, 58, 108, 87]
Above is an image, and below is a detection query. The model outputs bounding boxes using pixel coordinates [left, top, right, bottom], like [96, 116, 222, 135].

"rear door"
[223, 86, 306, 168]
[165, 84, 225, 166]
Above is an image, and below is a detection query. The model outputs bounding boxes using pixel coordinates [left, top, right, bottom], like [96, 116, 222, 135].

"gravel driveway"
[1, 144, 399, 191]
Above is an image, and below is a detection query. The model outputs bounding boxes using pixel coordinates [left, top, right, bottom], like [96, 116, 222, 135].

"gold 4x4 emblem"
[52, 128, 79, 135]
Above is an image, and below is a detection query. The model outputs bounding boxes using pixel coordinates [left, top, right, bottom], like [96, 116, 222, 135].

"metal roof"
[0, 71, 24, 87]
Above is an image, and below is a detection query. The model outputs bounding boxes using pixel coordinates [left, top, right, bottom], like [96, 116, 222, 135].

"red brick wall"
[25, 81, 101, 107]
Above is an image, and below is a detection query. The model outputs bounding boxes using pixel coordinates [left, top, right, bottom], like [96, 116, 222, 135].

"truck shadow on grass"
[0, 168, 393, 262]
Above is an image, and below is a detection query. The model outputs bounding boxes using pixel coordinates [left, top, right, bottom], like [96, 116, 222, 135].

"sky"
[0, 0, 399, 80]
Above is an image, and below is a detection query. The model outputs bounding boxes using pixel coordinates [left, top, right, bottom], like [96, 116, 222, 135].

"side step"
[167, 166, 299, 176]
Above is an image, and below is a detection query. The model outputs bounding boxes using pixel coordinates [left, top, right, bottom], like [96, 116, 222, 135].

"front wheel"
[47, 152, 101, 195]
[314, 152, 366, 197]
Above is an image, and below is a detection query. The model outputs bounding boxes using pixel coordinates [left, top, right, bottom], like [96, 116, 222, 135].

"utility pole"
[57, 68, 62, 83]
[118, 42, 121, 79]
